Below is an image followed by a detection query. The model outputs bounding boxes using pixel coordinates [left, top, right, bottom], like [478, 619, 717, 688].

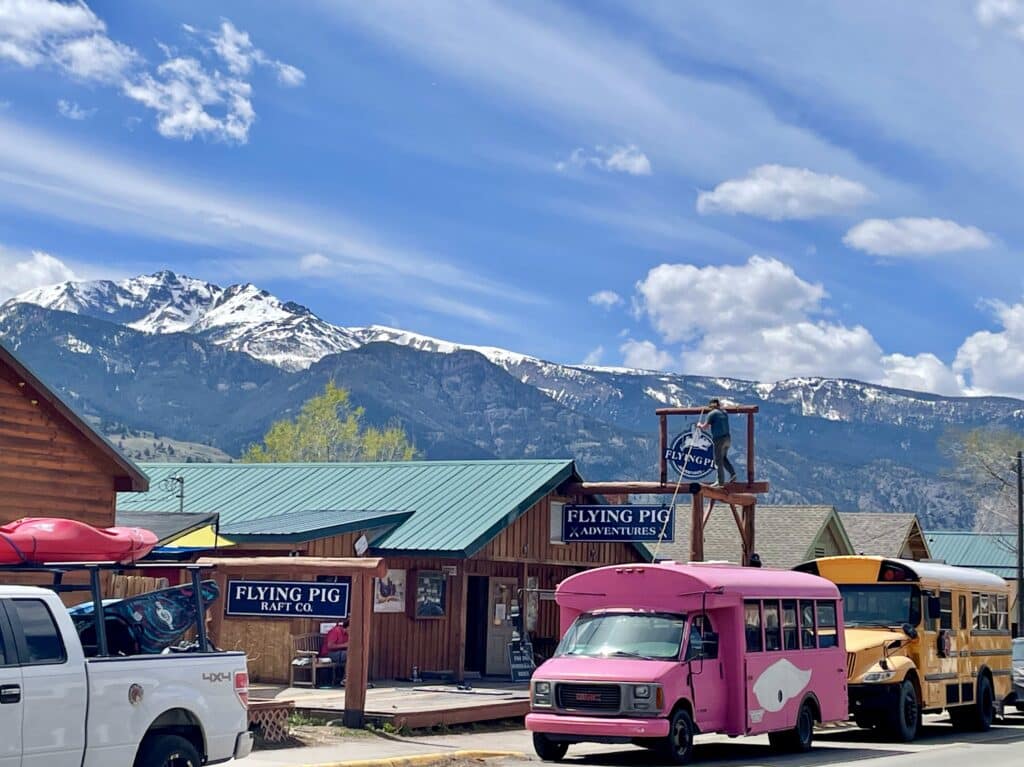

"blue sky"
[3, 1, 1024, 397]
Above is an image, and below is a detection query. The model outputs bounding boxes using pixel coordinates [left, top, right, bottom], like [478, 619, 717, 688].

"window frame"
[781, 599, 799, 651]
[939, 591, 953, 630]
[5, 598, 68, 667]
[744, 600, 764, 653]
[816, 600, 839, 649]
[958, 594, 967, 630]
[800, 599, 817, 650]
[763, 600, 782, 652]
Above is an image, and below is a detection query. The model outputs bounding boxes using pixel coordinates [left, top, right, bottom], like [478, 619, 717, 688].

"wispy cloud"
[697, 165, 871, 220]
[0, 247, 78, 301]
[556, 144, 651, 176]
[56, 99, 95, 120]
[582, 345, 604, 365]
[843, 218, 991, 257]
[588, 290, 623, 309]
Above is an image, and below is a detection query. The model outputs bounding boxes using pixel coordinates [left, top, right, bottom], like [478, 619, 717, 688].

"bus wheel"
[532, 733, 568, 762]
[885, 680, 920, 742]
[952, 676, 994, 732]
[769, 702, 814, 753]
[661, 708, 696, 765]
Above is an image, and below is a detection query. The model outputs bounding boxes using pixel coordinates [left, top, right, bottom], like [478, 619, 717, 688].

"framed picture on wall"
[373, 569, 407, 613]
[410, 570, 446, 619]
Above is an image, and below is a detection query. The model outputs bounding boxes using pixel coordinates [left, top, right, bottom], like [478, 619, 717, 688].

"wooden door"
[485, 577, 518, 676]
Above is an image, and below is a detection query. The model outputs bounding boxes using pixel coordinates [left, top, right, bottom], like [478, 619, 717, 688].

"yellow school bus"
[794, 556, 1014, 741]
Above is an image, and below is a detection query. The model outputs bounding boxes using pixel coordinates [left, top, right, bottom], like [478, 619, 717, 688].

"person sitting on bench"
[320, 619, 349, 686]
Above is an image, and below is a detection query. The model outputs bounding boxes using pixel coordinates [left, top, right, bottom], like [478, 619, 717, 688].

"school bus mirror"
[901, 623, 918, 640]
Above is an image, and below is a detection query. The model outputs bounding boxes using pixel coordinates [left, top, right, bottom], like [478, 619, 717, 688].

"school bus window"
[745, 600, 763, 652]
[782, 600, 798, 650]
[996, 595, 1008, 631]
[958, 594, 967, 630]
[979, 594, 991, 630]
[973, 593, 980, 629]
[800, 599, 816, 649]
[764, 601, 782, 651]
[817, 601, 838, 648]
[940, 591, 952, 630]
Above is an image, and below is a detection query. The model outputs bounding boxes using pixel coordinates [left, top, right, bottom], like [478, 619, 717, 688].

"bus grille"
[847, 652, 857, 678]
[556, 683, 621, 712]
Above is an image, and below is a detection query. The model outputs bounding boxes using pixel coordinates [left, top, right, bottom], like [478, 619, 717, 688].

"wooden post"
[209, 569, 228, 649]
[690, 492, 704, 562]
[659, 413, 668, 485]
[450, 566, 468, 684]
[741, 501, 756, 567]
[746, 412, 755, 485]
[344, 572, 373, 728]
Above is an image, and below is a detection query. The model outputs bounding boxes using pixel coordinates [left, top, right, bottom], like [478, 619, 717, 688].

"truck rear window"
[10, 600, 66, 665]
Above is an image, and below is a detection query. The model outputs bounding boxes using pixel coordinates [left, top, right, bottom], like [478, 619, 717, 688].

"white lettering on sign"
[564, 507, 670, 525]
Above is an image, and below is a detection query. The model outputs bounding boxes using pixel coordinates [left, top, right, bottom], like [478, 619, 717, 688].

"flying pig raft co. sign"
[226, 579, 351, 619]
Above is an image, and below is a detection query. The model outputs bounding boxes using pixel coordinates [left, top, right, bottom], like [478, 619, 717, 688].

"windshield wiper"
[849, 620, 901, 628]
[606, 650, 656, 660]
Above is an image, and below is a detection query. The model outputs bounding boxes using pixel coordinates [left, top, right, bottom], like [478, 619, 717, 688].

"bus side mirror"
[902, 623, 918, 640]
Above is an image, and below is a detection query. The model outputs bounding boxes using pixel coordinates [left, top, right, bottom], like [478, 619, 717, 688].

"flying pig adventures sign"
[226, 579, 351, 619]
[562, 505, 674, 543]
[665, 424, 716, 481]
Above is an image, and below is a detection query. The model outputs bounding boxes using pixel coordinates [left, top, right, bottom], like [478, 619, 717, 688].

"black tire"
[952, 676, 995, 732]
[885, 680, 921, 742]
[768, 702, 815, 753]
[134, 734, 201, 767]
[854, 712, 877, 730]
[532, 733, 569, 762]
[661, 708, 696, 765]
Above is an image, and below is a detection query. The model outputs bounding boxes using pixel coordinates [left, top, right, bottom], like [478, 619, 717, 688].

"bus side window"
[997, 595, 1008, 631]
[940, 591, 952, 630]
[744, 600, 763, 653]
[764, 601, 782, 652]
[979, 594, 990, 630]
[958, 594, 967, 630]
[972, 593, 980, 629]
[800, 599, 816, 649]
[782, 600, 798, 650]
[817, 601, 838, 648]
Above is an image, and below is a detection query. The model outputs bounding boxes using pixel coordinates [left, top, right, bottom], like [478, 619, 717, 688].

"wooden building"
[117, 460, 647, 683]
[0, 341, 148, 526]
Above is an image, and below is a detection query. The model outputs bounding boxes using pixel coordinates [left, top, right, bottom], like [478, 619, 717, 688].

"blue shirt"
[706, 408, 729, 439]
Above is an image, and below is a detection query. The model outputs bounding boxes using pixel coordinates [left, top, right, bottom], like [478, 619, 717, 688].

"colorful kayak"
[0, 517, 158, 565]
[69, 580, 221, 655]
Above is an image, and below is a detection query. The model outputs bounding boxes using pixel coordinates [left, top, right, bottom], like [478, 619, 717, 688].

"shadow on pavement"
[562, 741, 905, 767]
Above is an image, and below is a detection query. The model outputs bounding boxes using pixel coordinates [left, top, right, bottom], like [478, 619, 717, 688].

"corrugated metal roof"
[117, 460, 577, 557]
[223, 509, 412, 538]
[924, 531, 1018, 578]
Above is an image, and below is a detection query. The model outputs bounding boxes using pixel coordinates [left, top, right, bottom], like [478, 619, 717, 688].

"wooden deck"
[250, 680, 530, 729]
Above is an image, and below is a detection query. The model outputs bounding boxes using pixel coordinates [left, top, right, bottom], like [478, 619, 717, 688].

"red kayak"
[0, 518, 158, 565]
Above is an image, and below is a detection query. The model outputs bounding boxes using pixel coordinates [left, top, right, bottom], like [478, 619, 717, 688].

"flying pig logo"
[752, 659, 812, 713]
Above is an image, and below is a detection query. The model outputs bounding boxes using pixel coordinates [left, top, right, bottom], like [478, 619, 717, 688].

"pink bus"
[526, 562, 849, 764]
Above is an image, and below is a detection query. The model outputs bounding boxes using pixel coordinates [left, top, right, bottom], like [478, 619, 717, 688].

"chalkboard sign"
[507, 641, 535, 682]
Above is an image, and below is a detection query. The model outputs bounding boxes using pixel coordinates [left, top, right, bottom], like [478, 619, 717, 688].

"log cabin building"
[0, 341, 148, 526]
[118, 460, 648, 683]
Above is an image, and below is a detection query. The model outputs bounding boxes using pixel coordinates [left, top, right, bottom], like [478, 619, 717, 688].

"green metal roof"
[117, 460, 579, 558]
[223, 509, 413, 543]
[924, 531, 1018, 578]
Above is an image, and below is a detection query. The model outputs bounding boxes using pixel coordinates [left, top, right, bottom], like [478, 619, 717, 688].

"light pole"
[1016, 452, 1023, 637]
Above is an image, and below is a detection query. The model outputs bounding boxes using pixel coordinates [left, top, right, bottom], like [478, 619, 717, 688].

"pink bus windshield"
[556, 612, 686, 661]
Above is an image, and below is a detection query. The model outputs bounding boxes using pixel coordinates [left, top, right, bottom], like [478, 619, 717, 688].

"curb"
[293, 750, 524, 767]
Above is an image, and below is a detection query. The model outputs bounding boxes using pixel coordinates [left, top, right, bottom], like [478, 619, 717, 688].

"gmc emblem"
[574, 693, 601, 702]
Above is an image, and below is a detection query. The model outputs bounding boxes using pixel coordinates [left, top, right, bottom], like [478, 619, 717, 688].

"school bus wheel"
[884, 678, 921, 742]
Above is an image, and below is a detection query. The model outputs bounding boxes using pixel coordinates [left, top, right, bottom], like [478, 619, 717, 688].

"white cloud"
[696, 165, 871, 220]
[620, 339, 675, 371]
[976, 0, 1024, 36]
[0, 248, 77, 301]
[588, 289, 623, 309]
[843, 217, 991, 256]
[880, 352, 963, 395]
[954, 301, 1024, 397]
[0, 0, 104, 69]
[299, 252, 330, 273]
[274, 61, 305, 87]
[55, 32, 136, 82]
[556, 144, 651, 176]
[209, 19, 305, 87]
[56, 99, 94, 120]
[582, 345, 604, 365]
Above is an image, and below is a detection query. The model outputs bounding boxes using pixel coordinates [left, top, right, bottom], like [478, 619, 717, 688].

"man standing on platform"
[698, 398, 736, 488]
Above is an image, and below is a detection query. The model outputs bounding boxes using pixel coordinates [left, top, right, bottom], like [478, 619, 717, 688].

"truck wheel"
[952, 676, 994, 732]
[661, 708, 696, 765]
[768, 702, 814, 753]
[532, 733, 568, 762]
[885, 680, 920, 742]
[134, 734, 201, 767]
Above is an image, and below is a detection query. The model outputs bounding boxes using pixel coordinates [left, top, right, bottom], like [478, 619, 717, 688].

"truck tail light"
[234, 671, 250, 708]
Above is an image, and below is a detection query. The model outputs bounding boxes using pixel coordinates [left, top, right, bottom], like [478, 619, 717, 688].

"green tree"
[242, 382, 418, 463]
[943, 427, 1024, 531]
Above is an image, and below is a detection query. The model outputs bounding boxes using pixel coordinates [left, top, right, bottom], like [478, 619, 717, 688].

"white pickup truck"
[0, 584, 253, 767]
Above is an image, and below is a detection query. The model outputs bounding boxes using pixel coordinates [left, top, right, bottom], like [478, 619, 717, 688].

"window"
[973, 593, 981, 629]
[940, 591, 952, 630]
[782, 600, 798, 650]
[557, 612, 686, 660]
[996, 595, 1009, 631]
[838, 584, 921, 627]
[745, 601, 763, 653]
[0, 623, 7, 665]
[10, 600, 65, 665]
[764, 601, 782, 652]
[817, 602, 838, 648]
[800, 599, 817, 649]
[979, 594, 991, 630]
[959, 595, 967, 630]
[685, 615, 718, 661]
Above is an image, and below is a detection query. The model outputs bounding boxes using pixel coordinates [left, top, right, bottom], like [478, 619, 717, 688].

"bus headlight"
[532, 680, 552, 707]
[633, 685, 651, 699]
[861, 670, 897, 683]
[629, 684, 661, 712]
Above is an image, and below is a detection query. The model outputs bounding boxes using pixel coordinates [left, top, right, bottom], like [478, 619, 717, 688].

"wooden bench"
[290, 633, 336, 688]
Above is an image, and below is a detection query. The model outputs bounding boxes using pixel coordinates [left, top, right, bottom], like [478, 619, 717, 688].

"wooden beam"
[451, 566, 469, 684]
[344, 572, 373, 728]
[690, 494, 704, 562]
[655, 405, 759, 416]
[196, 556, 387, 577]
[565, 481, 768, 497]
[208, 569, 228, 649]
[659, 414, 668, 486]
[742, 502, 756, 567]
[746, 412, 755, 484]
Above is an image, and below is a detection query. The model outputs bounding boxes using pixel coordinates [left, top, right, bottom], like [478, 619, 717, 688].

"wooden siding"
[0, 371, 116, 527]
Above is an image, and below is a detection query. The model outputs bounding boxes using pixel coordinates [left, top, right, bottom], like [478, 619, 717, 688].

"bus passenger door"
[685, 614, 726, 733]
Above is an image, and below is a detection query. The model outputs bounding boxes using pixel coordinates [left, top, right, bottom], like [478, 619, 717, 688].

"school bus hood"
[534, 656, 678, 683]
[844, 628, 906, 654]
